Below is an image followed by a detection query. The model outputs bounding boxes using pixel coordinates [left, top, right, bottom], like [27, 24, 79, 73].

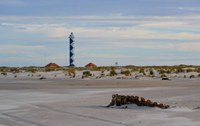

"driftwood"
[107, 94, 170, 109]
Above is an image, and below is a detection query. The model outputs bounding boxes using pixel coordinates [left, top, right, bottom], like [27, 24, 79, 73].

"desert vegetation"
[0, 64, 200, 79]
[82, 71, 92, 78]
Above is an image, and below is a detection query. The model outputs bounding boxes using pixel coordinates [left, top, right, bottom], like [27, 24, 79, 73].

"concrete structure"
[69, 32, 75, 67]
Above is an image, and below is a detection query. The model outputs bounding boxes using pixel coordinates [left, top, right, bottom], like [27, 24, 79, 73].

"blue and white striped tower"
[69, 32, 75, 67]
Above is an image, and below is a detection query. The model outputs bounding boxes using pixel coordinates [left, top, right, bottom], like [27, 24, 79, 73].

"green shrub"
[161, 74, 167, 78]
[159, 69, 172, 74]
[139, 68, 144, 73]
[82, 71, 92, 78]
[109, 70, 117, 76]
[197, 68, 200, 73]
[10, 68, 20, 73]
[1, 72, 7, 76]
[139, 68, 146, 75]
[159, 69, 166, 74]
[190, 75, 195, 78]
[176, 68, 184, 73]
[100, 70, 105, 77]
[67, 68, 76, 77]
[187, 69, 193, 73]
[149, 69, 155, 76]
[45, 67, 56, 72]
[121, 70, 131, 76]
[27, 68, 37, 73]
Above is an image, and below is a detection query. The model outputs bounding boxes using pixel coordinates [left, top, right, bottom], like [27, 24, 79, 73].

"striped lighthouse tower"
[69, 32, 75, 67]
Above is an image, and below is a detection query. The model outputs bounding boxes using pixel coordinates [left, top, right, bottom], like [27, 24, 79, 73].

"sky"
[0, 0, 200, 67]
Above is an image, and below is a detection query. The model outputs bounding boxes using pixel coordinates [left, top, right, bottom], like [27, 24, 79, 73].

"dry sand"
[0, 78, 200, 126]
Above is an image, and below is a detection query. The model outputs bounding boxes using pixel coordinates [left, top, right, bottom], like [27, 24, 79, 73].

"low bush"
[10, 68, 20, 73]
[121, 70, 131, 76]
[82, 71, 92, 78]
[161, 74, 167, 78]
[1, 72, 7, 76]
[190, 75, 195, 78]
[109, 70, 117, 76]
[187, 69, 194, 73]
[67, 68, 76, 77]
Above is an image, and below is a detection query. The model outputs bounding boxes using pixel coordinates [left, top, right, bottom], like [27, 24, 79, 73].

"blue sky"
[0, 0, 200, 66]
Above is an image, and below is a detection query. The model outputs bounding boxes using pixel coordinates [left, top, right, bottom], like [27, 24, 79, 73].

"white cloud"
[0, 0, 25, 6]
[178, 7, 200, 11]
[1, 15, 200, 55]
[0, 45, 46, 54]
[178, 42, 200, 51]
[141, 21, 188, 28]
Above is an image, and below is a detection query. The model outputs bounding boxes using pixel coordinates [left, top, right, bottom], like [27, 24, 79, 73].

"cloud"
[1, 15, 200, 66]
[141, 21, 187, 28]
[130, 42, 200, 52]
[0, 45, 46, 54]
[2, 22, 200, 41]
[178, 42, 200, 51]
[178, 7, 200, 11]
[0, 45, 45, 66]
[0, 0, 25, 6]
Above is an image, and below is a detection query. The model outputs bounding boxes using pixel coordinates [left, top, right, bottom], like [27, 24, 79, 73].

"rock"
[162, 77, 170, 80]
[39, 77, 46, 80]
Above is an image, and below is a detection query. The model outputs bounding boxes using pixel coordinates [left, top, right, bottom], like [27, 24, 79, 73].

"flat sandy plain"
[0, 78, 200, 126]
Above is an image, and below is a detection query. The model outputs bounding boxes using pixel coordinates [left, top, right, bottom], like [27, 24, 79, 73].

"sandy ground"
[0, 78, 200, 126]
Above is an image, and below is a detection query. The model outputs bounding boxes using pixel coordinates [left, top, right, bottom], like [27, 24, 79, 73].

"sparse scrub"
[10, 68, 20, 73]
[149, 69, 155, 77]
[1, 72, 7, 76]
[27, 68, 37, 73]
[100, 70, 105, 77]
[131, 67, 139, 72]
[190, 75, 195, 79]
[161, 74, 167, 78]
[82, 71, 92, 78]
[67, 68, 76, 77]
[175, 68, 184, 74]
[187, 69, 193, 73]
[196, 68, 200, 73]
[109, 70, 117, 76]
[139, 68, 146, 75]
[159, 69, 172, 74]
[45, 67, 56, 72]
[121, 70, 131, 76]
